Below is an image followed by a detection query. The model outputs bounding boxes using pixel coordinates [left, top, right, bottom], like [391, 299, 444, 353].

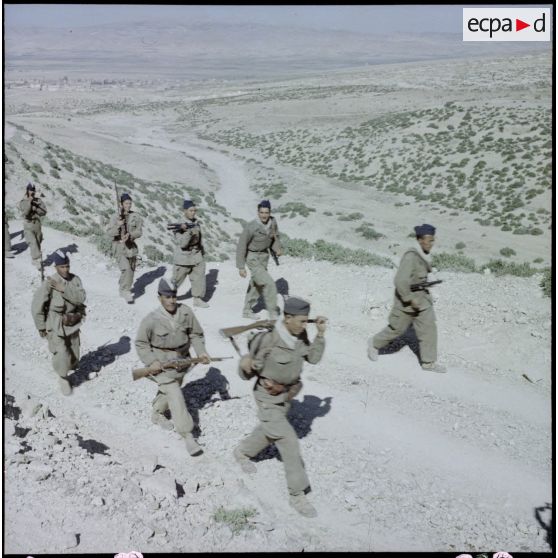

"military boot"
[193, 297, 209, 308]
[421, 362, 447, 373]
[151, 412, 174, 431]
[367, 337, 379, 361]
[289, 494, 317, 518]
[233, 445, 257, 474]
[58, 377, 73, 396]
[185, 434, 203, 456]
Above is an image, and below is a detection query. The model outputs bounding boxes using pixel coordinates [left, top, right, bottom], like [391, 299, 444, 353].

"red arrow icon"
[516, 18, 530, 31]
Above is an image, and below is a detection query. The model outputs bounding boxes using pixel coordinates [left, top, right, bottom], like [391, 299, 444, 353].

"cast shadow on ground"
[10, 230, 24, 241]
[10, 240, 28, 255]
[182, 367, 240, 438]
[253, 395, 333, 462]
[252, 277, 289, 314]
[133, 266, 166, 299]
[177, 268, 219, 302]
[70, 336, 131, 388]
[534, 502, 553, 549]
[43, 243, 79, 266]
[377, 325, 422, 363]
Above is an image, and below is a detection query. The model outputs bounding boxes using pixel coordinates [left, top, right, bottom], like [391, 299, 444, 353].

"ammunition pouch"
[62, 312, 82, 327]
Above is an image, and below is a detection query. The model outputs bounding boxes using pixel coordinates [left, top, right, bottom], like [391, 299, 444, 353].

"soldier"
[135, 276, 211, 457]
[236, 199, 282, 320]
[367, 223, 446, 373]
[18, 182, 47, 269]
[171, 199, 209, 308]
[31, 250, 87, 395]
[106, 192, 143, 304]
[233, 296, 327, 518]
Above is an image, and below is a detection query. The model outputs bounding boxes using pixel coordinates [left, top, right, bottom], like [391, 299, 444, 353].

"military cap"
[258, 199, 271, 209]
[26, 183, 36, 191]
[183, 199, 195, 209]
[120, 193, 132, 202]
[158, 276, 177, 297]
[53, 249, 69, 266]
[284, 296, 311, 316]
[414, 223, 436, 236]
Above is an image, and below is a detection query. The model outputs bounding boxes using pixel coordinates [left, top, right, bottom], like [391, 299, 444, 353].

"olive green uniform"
[172, 219, 206, 298]
[31, 272, 87, 378]
[238, 322, 325, 496]
[18, 196, 47, 265]
[135, 304, 207, 437]
[372, 245, 437, 363]
[236, 217, 282, 317]
[106, 211, 143, 296]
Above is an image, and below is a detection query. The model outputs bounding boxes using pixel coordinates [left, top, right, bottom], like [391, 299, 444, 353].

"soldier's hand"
[38, 329, 48, 338]
[262, 378, 285, 396]
[121, 233, 130, 242]
[198, 353, 211, 365]
[149, 360, 162, 371]
[239, 269, 247, 278]
[275, 249, 283, 257]
[47, 278, 65, 292]
[315, 316, 328, 334]
[117, 218, 125, 226]
[410, 299, 421, 311]
[240, 355, 253, 374]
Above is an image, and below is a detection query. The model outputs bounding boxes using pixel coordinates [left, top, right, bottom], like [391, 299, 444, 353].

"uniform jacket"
[236, 217, 282, 269]
[135, 304, 207, 380]
[31, 272, 87, 337]
[393, 245, 433, 312]
[173, 219, 204, 266]
[243, 323, 325, 403]
[19, 196, 47, 227]
[106, 211, 143, 257]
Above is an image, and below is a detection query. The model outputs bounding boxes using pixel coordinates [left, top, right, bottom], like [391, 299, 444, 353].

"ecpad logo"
[463, 8, 550, 41]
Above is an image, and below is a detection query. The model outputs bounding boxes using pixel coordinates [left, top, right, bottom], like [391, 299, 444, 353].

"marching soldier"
[31, 250, 87, 395]
[233, 296, 327, 517]
[106, 192, 143, 304]
[367, 223, 446, 373]
[18, 182, 47, 269]
[135, 276, 211, 457]
[171, 199, 209, 308]
[236, 199, 282, 320]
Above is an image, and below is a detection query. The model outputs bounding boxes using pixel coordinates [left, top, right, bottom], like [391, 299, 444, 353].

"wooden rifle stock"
[132, 356, 233, 381]
[219, 319, 318, 339]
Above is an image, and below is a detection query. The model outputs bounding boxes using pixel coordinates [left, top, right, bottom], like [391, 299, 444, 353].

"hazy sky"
[4, 4, 553, 34]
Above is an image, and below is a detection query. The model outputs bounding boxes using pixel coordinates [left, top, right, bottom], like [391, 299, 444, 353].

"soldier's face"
[184, 207, 197, 220]
[56, 264, 70, 279]
[284, 314, 308, 336]
[418, 235, 435, 254]
[159, 294, 177, 313]
[122, 200, 132, 212]
[258, 207, 271, 224]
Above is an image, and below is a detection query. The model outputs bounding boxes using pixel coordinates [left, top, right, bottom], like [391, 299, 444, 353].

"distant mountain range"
[5, 21, 548, 79]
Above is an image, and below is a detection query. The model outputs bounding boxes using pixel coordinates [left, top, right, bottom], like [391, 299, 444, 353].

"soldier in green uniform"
[31, 250, 87, 395]
[106, 192, 143, 304]
[233, 296, 327, 517]
[18, 183, 47, 269]
[135, 276, 211, 456]
[236, 200, 282, 320]
[367, 223, 446, 373]
[172, 199, 208, 308]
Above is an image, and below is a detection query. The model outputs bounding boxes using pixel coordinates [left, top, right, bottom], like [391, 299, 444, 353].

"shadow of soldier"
[70, 336, 131, 387]
[10, 240, 28, 255]
[378, 324, 422, 363]
[177, 268, 219, 302]
[182, 367, 240, 437]
[252, 277, 289, 313]
[253, 394, 333, 462]
[534, 502, 553, 549]
[133, 265, 166, 299]
[10, 229, 24, 241]
[43, 243, 79, 266]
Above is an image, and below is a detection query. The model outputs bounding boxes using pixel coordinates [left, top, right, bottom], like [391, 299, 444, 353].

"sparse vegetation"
[500, 247, 516, 257]
[213, 506, 257, 535]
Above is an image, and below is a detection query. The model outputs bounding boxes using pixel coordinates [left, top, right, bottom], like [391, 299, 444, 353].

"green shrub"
[31, 163, 44, 174]
[484, 259, 538, 277]
[533, 257, 544, 264]
[432, 252, 477, 273]
[50, 169, 60, 179]
[144, 245, 166, 264]
[499, 247, 516, 257]
[355, 224, 384, 240]
[213, 506, 256, 535]
[455, 242, 466, 250]
[338, 212, 364, 222]
[540, 268, 551, 297]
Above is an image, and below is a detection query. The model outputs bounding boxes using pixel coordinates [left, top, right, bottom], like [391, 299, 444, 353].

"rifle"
[269, 216, 280, 266]
[167, 222, 198, 232]
[410, 279, 443, 292]
[39, 256, 44, 282]
[219, 319, 318, 339]
[269, 248, 279, 266]
[132, 356, 233, 381]
[113, 183, 128, 241]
